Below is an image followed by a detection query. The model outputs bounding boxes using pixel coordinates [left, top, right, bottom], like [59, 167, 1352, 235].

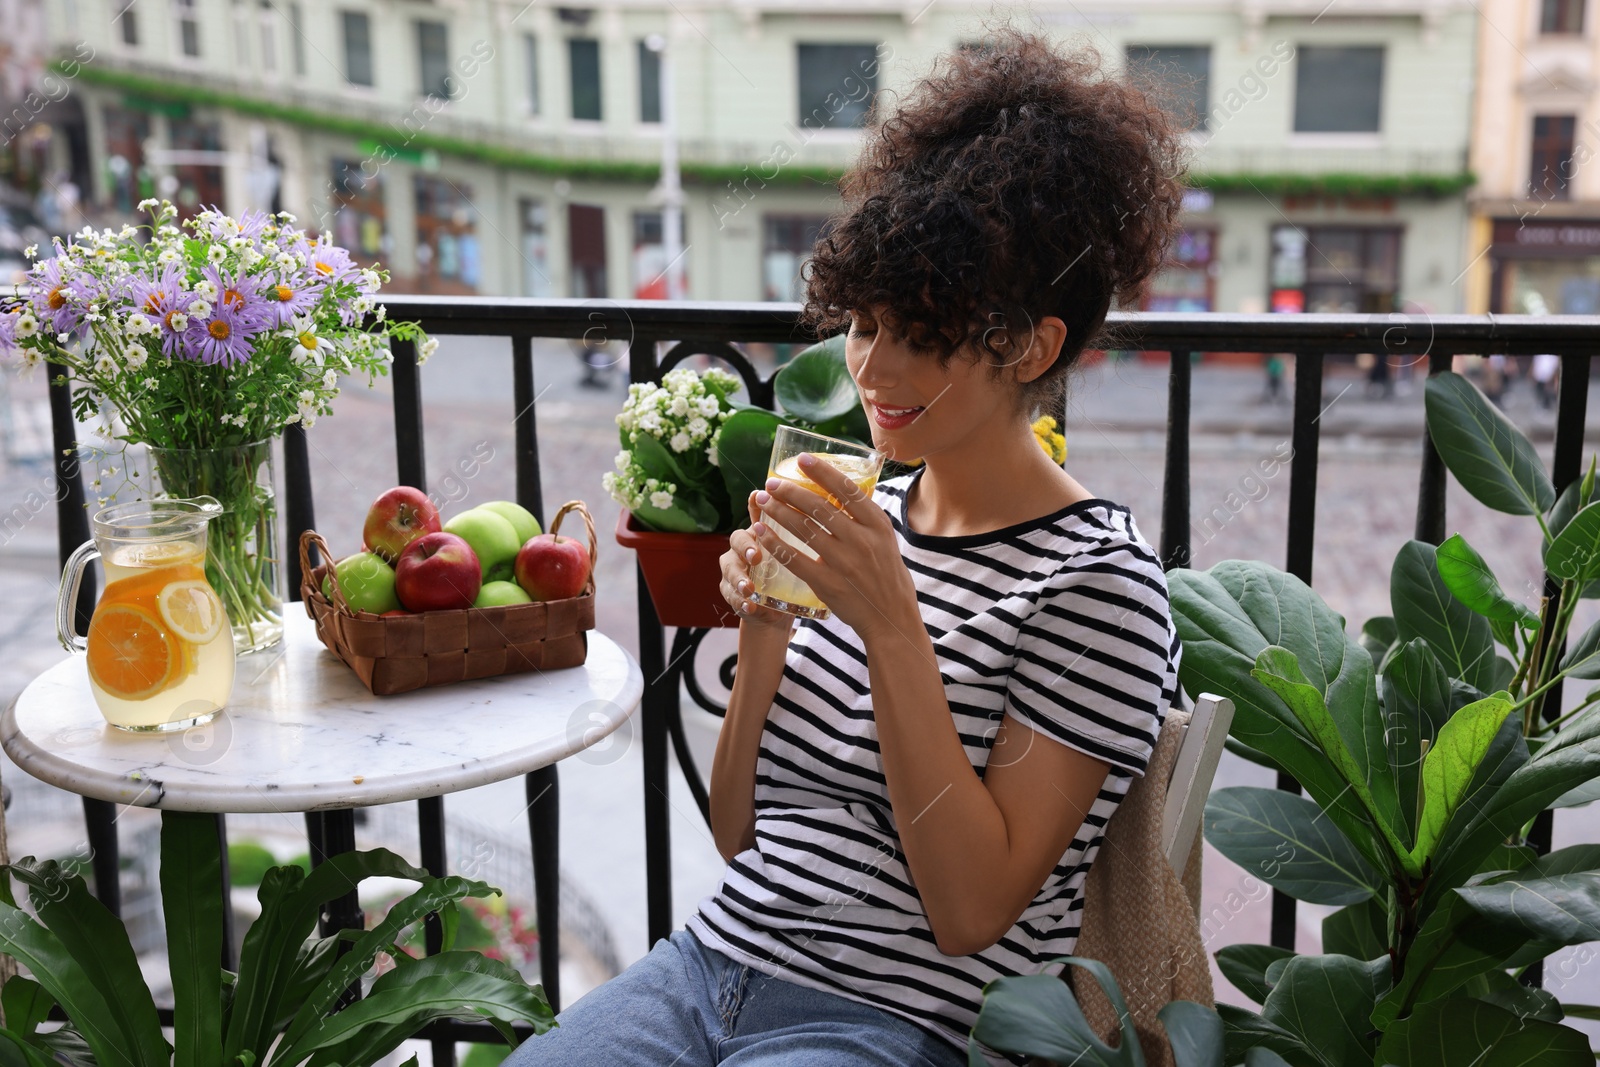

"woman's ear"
[1016, 316, 1068, 384]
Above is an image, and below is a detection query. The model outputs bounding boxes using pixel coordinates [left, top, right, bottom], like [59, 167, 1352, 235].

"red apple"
[364, 487, 442, 563]
[513, 534, 591, 602]
[394, 532, 482, 612]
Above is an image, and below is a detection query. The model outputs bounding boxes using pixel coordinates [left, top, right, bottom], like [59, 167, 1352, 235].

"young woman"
[513, 28, 1186, 1067]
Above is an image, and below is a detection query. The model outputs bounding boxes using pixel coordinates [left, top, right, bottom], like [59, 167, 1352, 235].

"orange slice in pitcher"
[87, 604, 178, 700]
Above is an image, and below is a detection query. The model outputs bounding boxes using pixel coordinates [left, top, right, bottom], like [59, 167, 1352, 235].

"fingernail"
[764, 477, 780, 491]
[738, 601, 750, 614]
[744, 547, 756, 562]
[798, 452, 816, 468]
[751, 522, 766, 537]
[755, 490, 770, 505]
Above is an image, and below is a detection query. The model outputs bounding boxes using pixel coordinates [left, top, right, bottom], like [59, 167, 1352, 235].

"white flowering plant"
[0, 198, 429, 447]
[603, 366, 743, 533]
[606, 336, 906, 535]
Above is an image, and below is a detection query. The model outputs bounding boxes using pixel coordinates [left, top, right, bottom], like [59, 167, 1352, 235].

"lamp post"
[645, 32, 685, 301]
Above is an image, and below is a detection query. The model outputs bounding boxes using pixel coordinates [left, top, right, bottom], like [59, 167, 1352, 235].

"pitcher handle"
[57, 539, 100, 652]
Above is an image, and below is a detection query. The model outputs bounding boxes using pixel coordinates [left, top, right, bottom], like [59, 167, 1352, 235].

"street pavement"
[3, 343, 1598, 1040]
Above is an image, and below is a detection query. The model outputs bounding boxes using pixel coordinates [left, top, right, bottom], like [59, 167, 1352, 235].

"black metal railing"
[43, 304, 1600, 1059]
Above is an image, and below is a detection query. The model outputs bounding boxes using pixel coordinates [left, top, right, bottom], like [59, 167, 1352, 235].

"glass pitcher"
[56, 497, 237, 732]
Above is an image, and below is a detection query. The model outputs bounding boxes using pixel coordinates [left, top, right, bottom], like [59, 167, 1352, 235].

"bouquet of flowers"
[602, 366, 742, 533]
[0, 198, 430, 650]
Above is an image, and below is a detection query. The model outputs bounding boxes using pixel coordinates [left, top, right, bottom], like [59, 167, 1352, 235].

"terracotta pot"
[615, 511, 738, 629]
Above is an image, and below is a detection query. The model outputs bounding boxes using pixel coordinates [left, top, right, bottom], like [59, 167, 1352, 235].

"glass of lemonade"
[56, 497, 237, 731]
[749, 426, 884, 620]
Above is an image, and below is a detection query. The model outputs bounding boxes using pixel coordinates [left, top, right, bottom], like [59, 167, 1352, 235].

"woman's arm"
[861, 611, 1111, 956]
[709, 624, 790, 862]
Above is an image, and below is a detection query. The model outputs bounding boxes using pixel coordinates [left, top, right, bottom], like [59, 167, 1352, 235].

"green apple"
[323, 551, 401, 615]
[474, 580, 533, 608]
[479, 500, 541, 545]
[443, 507, 522, 582]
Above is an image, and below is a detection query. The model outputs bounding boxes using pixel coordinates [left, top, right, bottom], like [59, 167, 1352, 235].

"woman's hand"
[750, 453, 918, 642]
[720, 490, 798, 633]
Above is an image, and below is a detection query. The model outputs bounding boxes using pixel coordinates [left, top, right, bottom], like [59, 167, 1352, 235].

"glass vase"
[146, 439, 284, 653]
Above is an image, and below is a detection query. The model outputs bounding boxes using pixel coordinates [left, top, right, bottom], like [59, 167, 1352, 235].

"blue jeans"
[505, 928, 968, 1066]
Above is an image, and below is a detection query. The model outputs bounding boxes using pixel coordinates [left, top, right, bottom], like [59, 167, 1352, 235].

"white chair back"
[1160, 693, 1235, 872]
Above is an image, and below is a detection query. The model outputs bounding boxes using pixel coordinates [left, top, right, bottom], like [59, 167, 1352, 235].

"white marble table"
[2, 611, 644, 813]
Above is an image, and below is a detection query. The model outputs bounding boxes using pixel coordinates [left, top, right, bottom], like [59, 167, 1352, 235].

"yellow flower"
[1032, 415, 1067, 464]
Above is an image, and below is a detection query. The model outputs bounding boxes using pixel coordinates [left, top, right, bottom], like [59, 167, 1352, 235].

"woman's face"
[843, 308, 1027, 466]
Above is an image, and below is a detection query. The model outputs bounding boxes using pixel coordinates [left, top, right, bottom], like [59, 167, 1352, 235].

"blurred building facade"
[23, 0, 1475, 312]
[1466, 0, 1600, 315]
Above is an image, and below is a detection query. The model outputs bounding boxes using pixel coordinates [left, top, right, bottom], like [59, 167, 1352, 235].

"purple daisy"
[28, 253, 87, 337]
[306, 241, 356, 286]
[128, 261, 188, 332]
[183, 294, 269, 366]
[260, 273, 320, 326]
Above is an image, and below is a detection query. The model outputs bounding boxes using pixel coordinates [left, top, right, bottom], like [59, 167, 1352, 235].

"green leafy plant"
[1158, 370, 1600, 1065]
[0, 812, 552, 1066]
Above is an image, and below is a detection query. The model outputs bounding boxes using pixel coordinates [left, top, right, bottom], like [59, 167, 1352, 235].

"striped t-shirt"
[687, 466, 1181, 1064]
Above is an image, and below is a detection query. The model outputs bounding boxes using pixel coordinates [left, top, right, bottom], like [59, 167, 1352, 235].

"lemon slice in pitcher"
[158, 580, 226, 644]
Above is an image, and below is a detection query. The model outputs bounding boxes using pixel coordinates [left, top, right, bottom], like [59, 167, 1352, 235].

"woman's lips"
[872, 402, 924, 430]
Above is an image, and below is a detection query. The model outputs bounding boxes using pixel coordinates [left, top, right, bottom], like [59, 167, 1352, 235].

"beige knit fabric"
[1055, 707, 1215, 1067]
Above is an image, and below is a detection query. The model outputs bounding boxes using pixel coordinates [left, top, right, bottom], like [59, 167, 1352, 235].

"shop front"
[1488, 217, 1600, 315]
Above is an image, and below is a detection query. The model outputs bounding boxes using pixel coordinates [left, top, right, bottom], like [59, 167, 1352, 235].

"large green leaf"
[1382, 638, 1457, 842]
[227, 849, 434, 1060]
[969, 957, 1142, 1066]
[1546, 500, 1600, 589]
[1434, 535, 1541, 628]
[1545, 476, 1600, 598]
[1461, 967, 1563, 1023]
[1427, 722, 1600, 909]
[1409, 694, 1516, 869]
[0, 1031, 56, 1067]
[278, 873, 500, 1057]
[1252, 648, 1409, 875]
[1359, 615, 1398, 667]
[0, 978, 52, 1037]
[0, 895, 138, 1067]
[1215, 944, 1297, 1006]
[1322, 897, 1388, 961]
[1258, 954, 1388, 1067]
[714, 407, 784, 522]
[1204, 787, 1381, 904]
[1158, 1000, 1223, 1067]
[1375, 996, 1591, 1066]
[1216, 1003, 1317, 1067]
[162, 813, 224, 1067]
[1424, 371, 1555, 515]
[6, 859, 167, 1067]
[773, 334, 861, 423]
[275, 967, 552, 1067]
[1558, 618, 1600, 679]
[1456, 871, 1600, 945]
[1167, 565, 1387, 871]
[1392, 540, 1500, 693]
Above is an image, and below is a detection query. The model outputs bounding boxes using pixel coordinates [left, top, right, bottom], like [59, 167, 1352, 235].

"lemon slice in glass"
[157, 580, 226, 644]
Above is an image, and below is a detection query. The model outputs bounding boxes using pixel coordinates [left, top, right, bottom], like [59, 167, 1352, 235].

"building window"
[632, 211, 688, 298]
[797, 43, 878, 129]
[638, 40, 662, 123]
[173, 0, 201, 58]
[414, 176, 480, 293]
[1530, 115, 1578, 200]
[1293, 46, 1383, 133]
[232, 0, 251, 66]
[115, 0, 139, 46]
[342, 11, 373, 87]
[331, 160, 387, 263]
[418, 20, 452, 100]
[1125, 45, 1211, 131]
[1145, 228, 1216, 311]
[258, 0, 277, 74]
[1542, 0, 1586, 33]
[524, 34, 541, 115]
[520, 199, 553, 298]
[762, 215, 830, 301]
[1269, 225, 1401, 314]
[569, 38, 602, 120]
[288, 2, 305, 74]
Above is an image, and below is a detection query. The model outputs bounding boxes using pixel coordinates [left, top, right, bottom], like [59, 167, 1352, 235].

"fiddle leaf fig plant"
[0, 812, 552, 1065]
[1155, 370, 1600, 1064]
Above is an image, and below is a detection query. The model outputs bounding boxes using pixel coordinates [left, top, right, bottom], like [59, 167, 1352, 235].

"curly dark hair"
[801, 28, 1189, 415]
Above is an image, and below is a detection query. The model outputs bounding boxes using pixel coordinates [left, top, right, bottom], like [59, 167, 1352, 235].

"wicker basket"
[298, 500, 597, 696]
